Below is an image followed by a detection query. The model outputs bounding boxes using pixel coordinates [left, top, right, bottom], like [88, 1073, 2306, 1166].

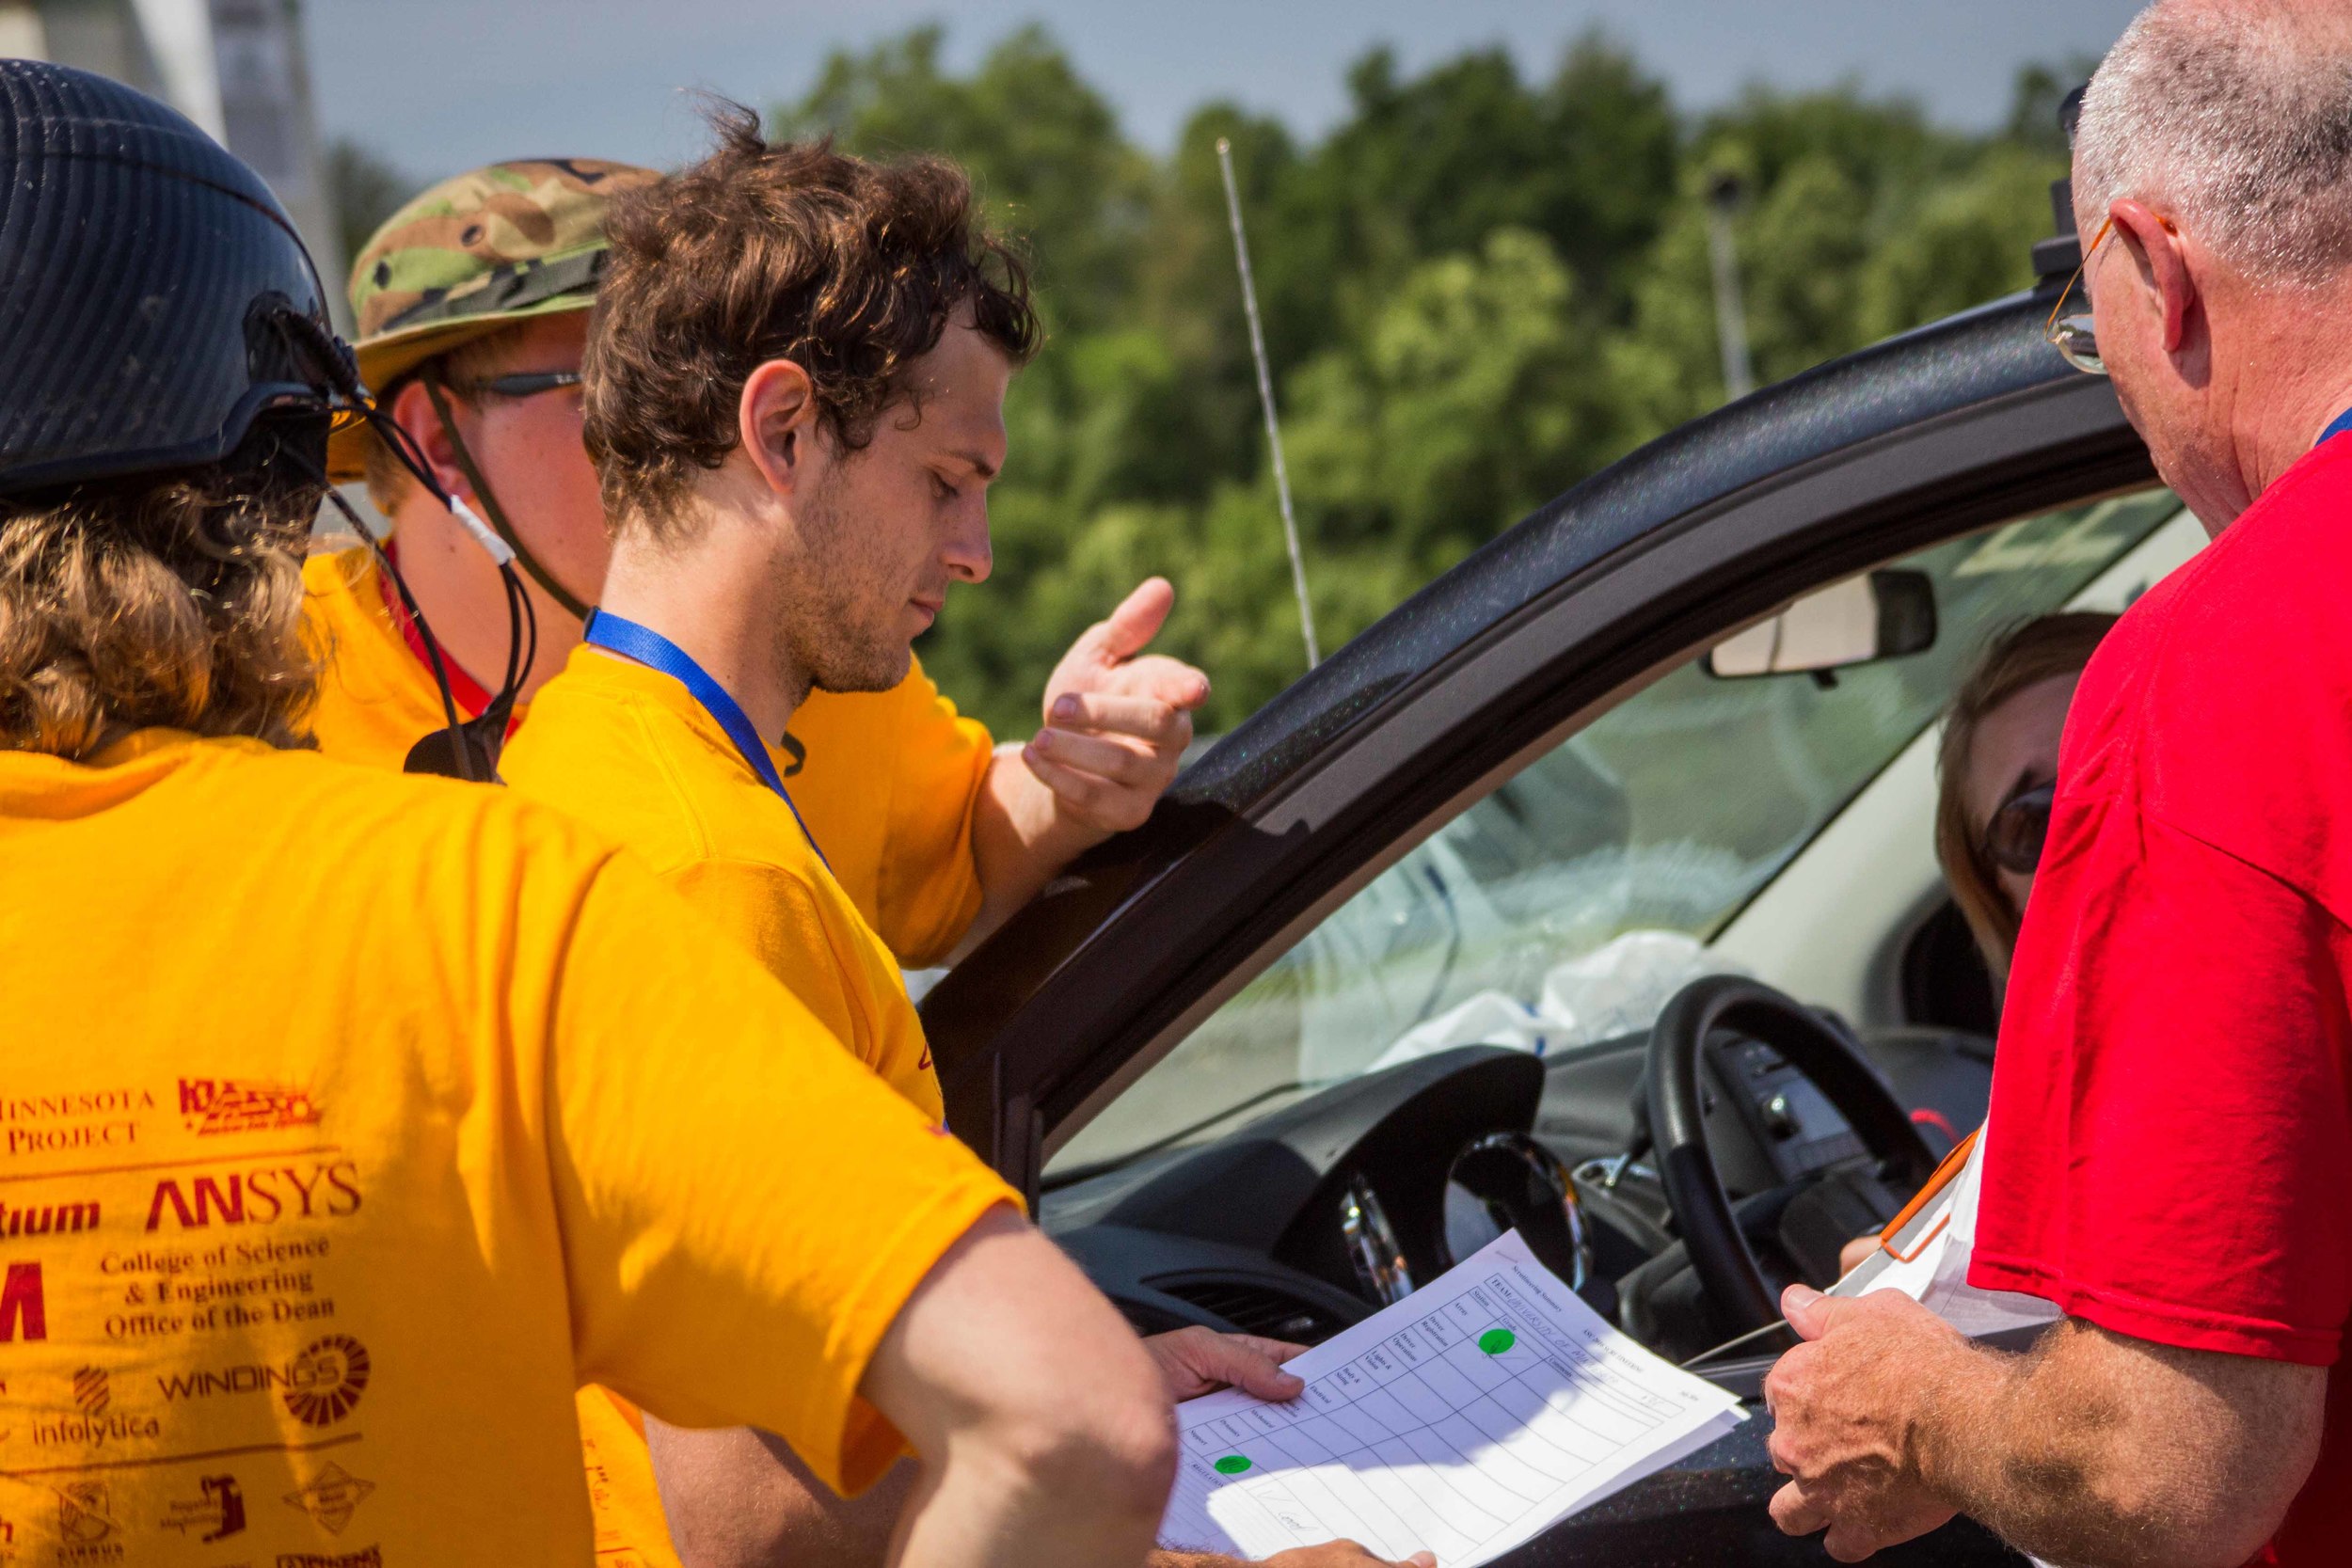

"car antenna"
[1216, 135, 1320, 671]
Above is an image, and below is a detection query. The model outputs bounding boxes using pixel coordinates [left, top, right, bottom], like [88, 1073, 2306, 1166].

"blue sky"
[307, 0, 2146, 182]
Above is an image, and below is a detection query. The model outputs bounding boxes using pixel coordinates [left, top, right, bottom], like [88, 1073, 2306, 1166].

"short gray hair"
[2076, 0, 2352, 287]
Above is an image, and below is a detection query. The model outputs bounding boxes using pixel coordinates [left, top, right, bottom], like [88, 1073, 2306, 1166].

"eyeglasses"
[2043, 216, 2113, 375]
[1983, 779, 2057, 876]
[453, 371, 583, 400]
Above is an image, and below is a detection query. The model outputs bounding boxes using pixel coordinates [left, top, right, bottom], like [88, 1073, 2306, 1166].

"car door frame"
[929, 298, 2154, 1201]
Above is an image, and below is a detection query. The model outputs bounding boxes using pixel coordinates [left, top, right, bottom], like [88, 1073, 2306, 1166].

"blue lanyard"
[2321, 408, 2352, 447]
[582, 609, 831, 872]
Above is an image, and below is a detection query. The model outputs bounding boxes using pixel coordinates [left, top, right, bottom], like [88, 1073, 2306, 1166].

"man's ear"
[739, 359, 818, 499]
[388, 378, 469, 504]
[2108, 198, 2198, 355]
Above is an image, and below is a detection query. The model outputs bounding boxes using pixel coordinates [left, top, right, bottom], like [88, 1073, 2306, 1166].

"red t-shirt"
[1972, 436, 2352, 1560]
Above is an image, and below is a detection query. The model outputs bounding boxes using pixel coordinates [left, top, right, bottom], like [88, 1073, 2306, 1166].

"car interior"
[1032, 485, 2203, 1375]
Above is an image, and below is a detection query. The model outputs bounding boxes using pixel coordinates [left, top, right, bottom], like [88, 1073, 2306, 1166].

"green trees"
[326, 138, 414, 277]
[779, 29, 2071, 736]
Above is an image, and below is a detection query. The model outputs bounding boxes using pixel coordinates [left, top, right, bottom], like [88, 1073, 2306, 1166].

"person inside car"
[0, 61, 1175, 1568]
[310, 157, 1206, 969]
[1929, 610, 2136, 987]
[1766, 4, 2352, 1563]
[1931, 610, 2119, 983]
[496, 112, 1432, 1568]
[1837, 610, 2120, 1277]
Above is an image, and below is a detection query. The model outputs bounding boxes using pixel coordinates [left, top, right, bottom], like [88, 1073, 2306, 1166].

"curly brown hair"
[1933, 610, 2120, 975]
[0, 466, 320, 759]
[582, 103, 1040, 536]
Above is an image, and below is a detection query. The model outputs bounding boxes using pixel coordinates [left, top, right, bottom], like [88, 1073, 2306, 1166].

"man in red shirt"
[1763, 4, 2352, 1564]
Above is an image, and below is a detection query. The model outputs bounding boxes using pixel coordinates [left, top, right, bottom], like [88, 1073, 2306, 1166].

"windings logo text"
[155, 1334, 370, 1427]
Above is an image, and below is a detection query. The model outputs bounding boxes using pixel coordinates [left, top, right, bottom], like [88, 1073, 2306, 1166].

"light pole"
[1705, 170, 1756, 403]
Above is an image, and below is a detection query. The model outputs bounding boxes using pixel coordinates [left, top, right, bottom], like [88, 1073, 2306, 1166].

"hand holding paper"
[1764, 1285, 1969, 1557]
[1157, 1232, 1746, 1568]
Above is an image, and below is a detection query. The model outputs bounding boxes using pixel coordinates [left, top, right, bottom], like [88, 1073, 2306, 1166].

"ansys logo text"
[143, 1160, 359, 1232]
[156, 1335, 370, 1427]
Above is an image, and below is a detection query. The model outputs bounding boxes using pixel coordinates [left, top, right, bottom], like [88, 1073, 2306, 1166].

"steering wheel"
[1645, 974, 1940, 1334]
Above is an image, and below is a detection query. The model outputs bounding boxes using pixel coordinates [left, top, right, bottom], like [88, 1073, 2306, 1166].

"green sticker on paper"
[1478, 1328, 1517, 1355]
[1215, 1454, 1252, 1475]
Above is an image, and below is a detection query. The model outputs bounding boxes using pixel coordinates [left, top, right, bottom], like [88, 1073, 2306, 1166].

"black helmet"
[0, 59, 350, 499]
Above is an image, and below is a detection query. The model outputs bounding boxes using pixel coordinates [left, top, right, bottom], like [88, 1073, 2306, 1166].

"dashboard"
[1041, 1028, 1993, 1356]
[1041, 1049, 1545, 1343]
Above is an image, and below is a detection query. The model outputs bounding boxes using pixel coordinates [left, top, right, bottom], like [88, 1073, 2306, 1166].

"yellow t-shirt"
[503, 644, 944, 1115]
[0, 732, 1017, 1566]
[302, 546, 993, 964]
[501, 645, 951, 1568]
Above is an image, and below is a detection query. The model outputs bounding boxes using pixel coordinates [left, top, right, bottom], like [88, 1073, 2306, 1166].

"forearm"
[648, 1420, 913, 1568]
[656, 1426, 1170, 1568]
[860, 1209, 1174, 1568]
[1912, 1330, 2147, 1566]
[960, 748, 1102, 955]
[888, 1424, 1164, 1568]
[1917, 1322, 2318, 1568]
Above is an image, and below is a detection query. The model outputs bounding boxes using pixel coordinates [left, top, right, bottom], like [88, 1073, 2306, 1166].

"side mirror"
[1705, 569, 1937, 678]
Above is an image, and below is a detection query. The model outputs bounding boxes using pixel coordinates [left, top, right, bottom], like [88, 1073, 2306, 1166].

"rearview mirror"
[1704, 569, 1937, 678]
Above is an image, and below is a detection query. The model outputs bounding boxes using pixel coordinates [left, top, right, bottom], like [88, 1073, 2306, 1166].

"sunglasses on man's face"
[1984, 779, 2057, 876]
[454, 370, 583, 401]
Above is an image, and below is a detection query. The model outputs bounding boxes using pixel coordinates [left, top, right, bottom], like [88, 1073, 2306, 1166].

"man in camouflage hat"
[310, 158, 651, 735]
[309, 158, 1210, 969]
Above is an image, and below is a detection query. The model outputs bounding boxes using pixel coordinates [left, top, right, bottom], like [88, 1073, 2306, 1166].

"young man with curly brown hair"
[499, 110, 1427, 1568]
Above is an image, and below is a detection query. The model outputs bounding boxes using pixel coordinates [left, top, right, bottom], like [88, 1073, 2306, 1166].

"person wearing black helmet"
[0, 61, 1175, 1568]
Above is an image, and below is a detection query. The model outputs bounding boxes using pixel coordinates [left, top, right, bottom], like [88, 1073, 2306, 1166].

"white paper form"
[1157, 1231, 1748, 1566]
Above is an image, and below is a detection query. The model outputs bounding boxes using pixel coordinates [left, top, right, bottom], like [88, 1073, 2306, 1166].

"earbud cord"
[280, 445, 472, 777]
[422, 378, 592, 622]
[275, 309, 534, 781]
[349, 388, 539, 770]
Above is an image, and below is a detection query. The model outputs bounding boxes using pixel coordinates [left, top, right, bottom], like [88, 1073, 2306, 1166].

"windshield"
[1048, 490, 2188, 1179]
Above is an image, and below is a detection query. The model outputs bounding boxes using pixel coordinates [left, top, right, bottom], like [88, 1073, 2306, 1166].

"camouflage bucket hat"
[327, 156, 660, 479]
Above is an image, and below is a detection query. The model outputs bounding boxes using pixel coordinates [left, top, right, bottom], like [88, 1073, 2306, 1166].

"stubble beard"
[772, 461, 915, 699]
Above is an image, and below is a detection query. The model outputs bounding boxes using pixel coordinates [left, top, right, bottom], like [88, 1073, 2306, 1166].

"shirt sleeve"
[872, 659, 993, 969]
[1972, 805, 2352, 1366]
[664, 857, 865, 1048]
[533, 850, 1018, 1492]
[663, 856, 946, 1122]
